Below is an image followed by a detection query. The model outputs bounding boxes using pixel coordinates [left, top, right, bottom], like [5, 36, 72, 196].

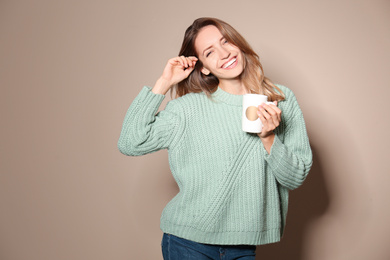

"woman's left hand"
[257, 101, 282, 138]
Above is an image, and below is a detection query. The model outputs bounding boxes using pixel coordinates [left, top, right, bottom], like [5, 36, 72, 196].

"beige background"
[1, 0, 389, 259]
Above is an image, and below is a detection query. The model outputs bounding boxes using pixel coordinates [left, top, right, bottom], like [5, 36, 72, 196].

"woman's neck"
[218, 78, 247, 95]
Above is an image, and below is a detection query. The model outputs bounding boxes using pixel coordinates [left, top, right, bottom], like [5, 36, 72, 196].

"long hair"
[174, 17, 284, 101]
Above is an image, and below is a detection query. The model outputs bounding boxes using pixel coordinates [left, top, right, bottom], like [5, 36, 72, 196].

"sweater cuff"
[134, 86, 165, 110]
[264, 134, 284, 160]
[264, 134, 308, 190]
[258, 133, 282, 158]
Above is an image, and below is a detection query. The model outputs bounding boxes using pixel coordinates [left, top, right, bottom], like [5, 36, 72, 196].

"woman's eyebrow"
[203, 36, 225, 55]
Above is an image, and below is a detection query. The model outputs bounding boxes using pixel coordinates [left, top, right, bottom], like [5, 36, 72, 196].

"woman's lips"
[222, 57, 237, 69]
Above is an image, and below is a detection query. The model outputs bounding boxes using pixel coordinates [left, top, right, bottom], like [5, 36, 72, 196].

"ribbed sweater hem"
[160, 220, 281, 246]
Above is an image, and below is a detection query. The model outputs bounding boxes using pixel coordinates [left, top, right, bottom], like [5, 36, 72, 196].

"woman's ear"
[201, 67, 210, 75]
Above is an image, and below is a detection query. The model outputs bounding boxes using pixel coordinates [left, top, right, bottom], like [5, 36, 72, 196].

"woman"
[118, 17, 312, 260]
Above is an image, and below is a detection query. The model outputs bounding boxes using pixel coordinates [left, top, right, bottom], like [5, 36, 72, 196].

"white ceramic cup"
[242, 94, 274, 133]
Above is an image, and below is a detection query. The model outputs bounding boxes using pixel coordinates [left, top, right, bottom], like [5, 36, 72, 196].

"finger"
[188, 56, 198, 61]
[259, 105, 279, 133]
[169, 57, 185, 69]
[272, 101, 281, 116]
[168, 57, 180, 65]
[257, 109, 273, 134]
[257, 105, 271, 123]
[257, 108, 267, 126]
[263, 103, 281, 126]
[179, 56, 190, 68]
[273, 104, 282, 123]
[184, 65, 195, 77]
[172, 56, 185, 68]
[185, 57, 196, 67]
[262, 104, 278, 126]
[270, 102, 282, 116]
[183, 56, 198, 68]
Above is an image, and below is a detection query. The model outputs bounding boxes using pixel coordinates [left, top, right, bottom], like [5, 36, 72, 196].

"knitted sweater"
[118, 84, 312, 245]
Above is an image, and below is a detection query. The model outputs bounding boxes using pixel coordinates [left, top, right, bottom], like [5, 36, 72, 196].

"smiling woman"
[118, 17, 313, 260]
[175, 17, 285, 100]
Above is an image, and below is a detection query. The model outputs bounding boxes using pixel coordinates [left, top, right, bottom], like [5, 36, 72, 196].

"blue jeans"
[161, 233, 256, 260]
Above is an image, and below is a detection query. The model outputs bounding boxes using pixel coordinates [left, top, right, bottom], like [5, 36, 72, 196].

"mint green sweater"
[118, 84, 312, 245]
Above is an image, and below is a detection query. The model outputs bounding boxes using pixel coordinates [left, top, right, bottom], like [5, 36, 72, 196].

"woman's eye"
[206, 51, 212, 57]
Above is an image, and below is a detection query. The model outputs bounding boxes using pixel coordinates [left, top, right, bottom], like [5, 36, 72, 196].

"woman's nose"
[218, 46, 230, 59]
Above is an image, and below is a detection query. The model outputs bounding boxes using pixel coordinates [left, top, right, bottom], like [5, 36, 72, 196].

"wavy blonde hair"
[174, 17, 284, 101]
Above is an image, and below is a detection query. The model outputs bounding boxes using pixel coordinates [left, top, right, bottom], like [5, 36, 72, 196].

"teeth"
[223, 58, 236, 68]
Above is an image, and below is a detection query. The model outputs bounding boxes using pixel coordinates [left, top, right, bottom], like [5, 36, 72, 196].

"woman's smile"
[221, 56, 238, 69]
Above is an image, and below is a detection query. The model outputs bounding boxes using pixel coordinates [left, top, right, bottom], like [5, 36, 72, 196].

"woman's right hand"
[152, 56, 198, 95]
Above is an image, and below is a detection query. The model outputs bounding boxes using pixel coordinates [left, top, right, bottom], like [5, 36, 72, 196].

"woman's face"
[194, 25, 244, 81]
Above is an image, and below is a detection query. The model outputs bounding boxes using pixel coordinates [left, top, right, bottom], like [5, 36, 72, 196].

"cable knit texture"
[118, 84, 312, 245]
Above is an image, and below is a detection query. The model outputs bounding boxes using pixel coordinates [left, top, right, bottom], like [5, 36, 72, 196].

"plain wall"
[1, 0, 389, 259]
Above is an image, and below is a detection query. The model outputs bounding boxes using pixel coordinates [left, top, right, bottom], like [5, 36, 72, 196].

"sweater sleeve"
[117, 86, 183, 156]
[264, 87, 313, 190]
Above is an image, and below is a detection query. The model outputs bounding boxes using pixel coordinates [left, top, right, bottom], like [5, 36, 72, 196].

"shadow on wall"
[256, 144, 329, 260]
